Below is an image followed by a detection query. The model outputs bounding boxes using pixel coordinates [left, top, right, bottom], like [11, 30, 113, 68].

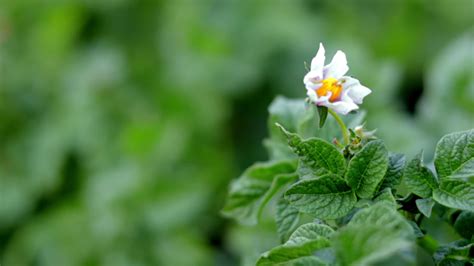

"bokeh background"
[0, 0, 473, 265]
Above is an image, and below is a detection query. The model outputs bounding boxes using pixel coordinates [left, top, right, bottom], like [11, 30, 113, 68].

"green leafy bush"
[223, 96, 473, 265]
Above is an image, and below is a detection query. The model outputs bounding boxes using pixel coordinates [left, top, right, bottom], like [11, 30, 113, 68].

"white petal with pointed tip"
[309, 43, 326, 80]
[323, 50, 349, 79]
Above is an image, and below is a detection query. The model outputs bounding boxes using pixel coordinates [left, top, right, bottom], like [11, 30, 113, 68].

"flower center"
[316, 78, 343, 102]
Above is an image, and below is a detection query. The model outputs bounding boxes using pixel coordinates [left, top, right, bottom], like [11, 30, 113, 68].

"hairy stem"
[328, 109, 350, 145]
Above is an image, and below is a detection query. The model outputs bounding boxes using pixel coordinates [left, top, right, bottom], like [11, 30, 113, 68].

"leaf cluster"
[223, 97, 474, 265]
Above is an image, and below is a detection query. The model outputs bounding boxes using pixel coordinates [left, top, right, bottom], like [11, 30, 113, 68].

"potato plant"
[222, 44, 473, 265]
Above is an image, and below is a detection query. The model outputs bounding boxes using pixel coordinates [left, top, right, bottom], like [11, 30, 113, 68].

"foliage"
[223, 96, 474, 265]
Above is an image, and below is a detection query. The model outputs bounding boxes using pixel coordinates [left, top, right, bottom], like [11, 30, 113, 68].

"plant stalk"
[328, 109, 350, 145]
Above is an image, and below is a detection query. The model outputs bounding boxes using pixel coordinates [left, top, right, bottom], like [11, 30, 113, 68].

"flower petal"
[309, 90, 357, 115]
[324, 99, 359, 115]
[307, 85, 334, 106]
[309, 43, 326, 80]
[303, 70, 322, 85]
[316, 92, 331, 104]
[341, 76, 372, 104]
[306, 88, 319, 103]
[323, 50, 349, 79]
[305, 79, 321, 90]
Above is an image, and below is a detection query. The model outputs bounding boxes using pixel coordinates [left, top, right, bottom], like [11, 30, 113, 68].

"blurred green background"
[0, 0, 472, 265]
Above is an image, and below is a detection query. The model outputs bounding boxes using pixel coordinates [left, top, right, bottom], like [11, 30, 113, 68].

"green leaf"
[408, 221, 424, 238]
[268, 97, 312, 140]
[433, 240, 473, 266]
[333, 203, 414, 266]
[222, 160, 297, 225]
[402, 151, 438, 198]
[277, 125, 346, 177]
[376, 153, 405, 192]
[285, 175, 356, 219]
[264, 139, 297, 161]
[256, 223, 334, 266]
[433, 179, 474, 212]
[276, 196, 301, 243]
[313, 248, 336, 265]
[434, 129, 474, 180]
[450, 158, 474, 181]
[454, 211, 474, 240]
[353, 199, 372, 209]
[265, 97, 316, 160]
[317, 106, 328, 128]
[347, 203, 413, 235]
[345, 140, 389, 199]
[261, 256, 327, 266]
[296, 161, 316, 180]
[373, 188, 397, 208]
[288, 223, 335, 242]
[257, 173, 299, 220]
[415, 198, 435, 218]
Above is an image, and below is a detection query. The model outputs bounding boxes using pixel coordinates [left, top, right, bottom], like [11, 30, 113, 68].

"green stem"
[328, 109, 350, 145]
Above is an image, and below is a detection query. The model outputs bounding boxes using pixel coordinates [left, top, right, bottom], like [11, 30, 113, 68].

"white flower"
[304, 43, 371, 115]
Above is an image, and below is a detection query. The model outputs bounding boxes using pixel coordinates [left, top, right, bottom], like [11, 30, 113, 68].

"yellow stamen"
[316, 78, 343, 102]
